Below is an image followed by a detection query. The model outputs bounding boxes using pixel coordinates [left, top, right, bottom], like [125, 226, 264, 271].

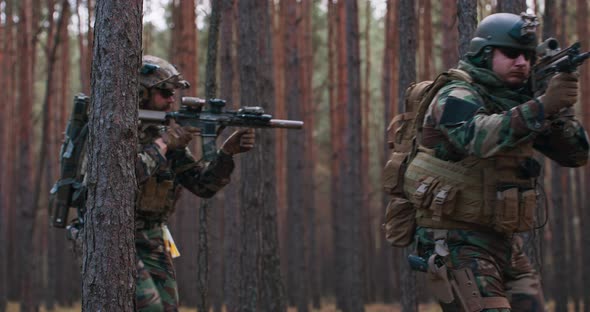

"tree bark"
[457, 0, 477, 59]
[442, 0, 459, 70]
[496, 0, 527, 14]
[219, 1, 240, 312]
[17, 0, 37, 308]
[341, 1, 365, 311]
[81, 0, 141, 310]
[380, 0, 398, 303]
[282, 0, 308, 310]
[236, 1, 264, 310]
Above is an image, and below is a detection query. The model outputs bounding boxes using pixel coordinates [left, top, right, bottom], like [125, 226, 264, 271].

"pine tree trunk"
[219, 1, 241, 311]
[81, 0, 141, 310]
[283, 0, 308, 310]
[457, 0, 477, 59]
[442, 0, 459, 70]
[342, 1, 364, 311]
[398, 0, 417, 310]
[256, 2, 287, 308]
[380, 0, 397, 302]
[496, 0, 526, 14]
[17, 0, 37, 308]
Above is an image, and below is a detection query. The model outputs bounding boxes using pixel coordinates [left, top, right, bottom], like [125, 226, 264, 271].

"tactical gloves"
[160, 125, 200, 151]
[538, 72, 579, 116]
[220, 129, 256, 155]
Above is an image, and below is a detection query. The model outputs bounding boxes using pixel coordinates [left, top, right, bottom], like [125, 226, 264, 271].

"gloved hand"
[160, 125, 200, 151]
[220, 129, 256, 155]
[538, 72, 579, 115]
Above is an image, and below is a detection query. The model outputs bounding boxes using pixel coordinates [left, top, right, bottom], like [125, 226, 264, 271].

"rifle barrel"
[269, 119, 304, 129]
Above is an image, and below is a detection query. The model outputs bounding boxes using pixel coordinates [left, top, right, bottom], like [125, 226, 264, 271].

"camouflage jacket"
[421, 61, 589, 167]
[136, 124, 234, 221]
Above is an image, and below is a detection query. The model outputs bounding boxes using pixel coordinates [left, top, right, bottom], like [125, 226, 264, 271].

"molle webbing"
[405, 146, 536, 234]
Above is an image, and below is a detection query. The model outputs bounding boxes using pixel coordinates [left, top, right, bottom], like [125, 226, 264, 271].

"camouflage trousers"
[136, 226, 179, 312]
[416, 227, 545, 312]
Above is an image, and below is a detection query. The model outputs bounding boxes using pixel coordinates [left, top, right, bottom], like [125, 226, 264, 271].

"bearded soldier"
[403, 13, 588, 311]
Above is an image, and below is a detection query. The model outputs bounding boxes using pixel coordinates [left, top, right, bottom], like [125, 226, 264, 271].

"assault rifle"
[533, 38, 590, 96]
[50, 94, 89, 228]
[139, 97, 303, 161]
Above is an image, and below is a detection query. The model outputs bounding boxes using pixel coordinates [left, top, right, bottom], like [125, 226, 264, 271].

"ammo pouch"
[405, 148, 538, 235]
[383, 197, 416, 247]
[137, 174, 176, 216]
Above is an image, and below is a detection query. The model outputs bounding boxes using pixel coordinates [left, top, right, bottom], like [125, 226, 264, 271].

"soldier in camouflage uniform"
[134, 55, 255, 311]
[404, 13, 589, 311]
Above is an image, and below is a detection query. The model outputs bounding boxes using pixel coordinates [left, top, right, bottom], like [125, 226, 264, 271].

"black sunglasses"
[156, 88, 175, 98]
[497, 47, 534, 61]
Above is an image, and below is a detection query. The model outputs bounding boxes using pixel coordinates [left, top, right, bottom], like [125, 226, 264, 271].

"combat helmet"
[465, 13, 539, 67]
[140, 55, 190, 90]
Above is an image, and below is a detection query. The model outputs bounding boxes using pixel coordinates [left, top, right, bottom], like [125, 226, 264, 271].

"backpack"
[50, 93, 90, 228]
[382, 69, 472, 247]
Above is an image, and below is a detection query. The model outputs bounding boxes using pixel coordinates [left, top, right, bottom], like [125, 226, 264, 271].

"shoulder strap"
[413, 69, 472, 154]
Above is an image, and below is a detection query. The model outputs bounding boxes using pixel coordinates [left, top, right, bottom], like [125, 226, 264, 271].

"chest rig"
[136, 125, 180, 222]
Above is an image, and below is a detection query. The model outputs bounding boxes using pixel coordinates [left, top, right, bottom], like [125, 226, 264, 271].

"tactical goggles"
[497, 47, 535, 61]
[156, 88, 175, 99]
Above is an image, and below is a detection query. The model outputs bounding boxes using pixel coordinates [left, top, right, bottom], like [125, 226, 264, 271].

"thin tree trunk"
[237, 1, 265, 310]
[271, 0, 289, 297]
[171, 0, 200, 305]
[283, 0, 308, 310]
[3, 0, 17, 302]
[398, 0, 417, 310]
[0, 0, 11, 308]
[81, 0, 141, 310]
[496, 0, 526, 14]
[380, 0, 397, 302]
[457, 0, 477, 59]
[333, 1, 348, 308]
[196, 1, 222, 310]
[575, 0, 590, 309]
[342, 1, 364, 311]
[220, 1, 240, 311]
[442, 0, 458, 70]
[327, 0, 338, 301]
[361, 0, 376, 304]
[256, 1, 286, 309]
[17, 0, 37, 308]
[299, 1, 319, 309]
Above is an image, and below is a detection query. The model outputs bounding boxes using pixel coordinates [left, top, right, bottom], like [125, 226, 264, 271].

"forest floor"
[6, 301, 442, 312]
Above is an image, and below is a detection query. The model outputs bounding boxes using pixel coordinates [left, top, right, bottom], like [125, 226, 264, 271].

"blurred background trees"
[0, 0, 589, 311]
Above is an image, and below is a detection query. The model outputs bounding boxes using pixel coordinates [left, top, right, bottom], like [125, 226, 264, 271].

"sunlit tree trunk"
[82, 0, 141, 310]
